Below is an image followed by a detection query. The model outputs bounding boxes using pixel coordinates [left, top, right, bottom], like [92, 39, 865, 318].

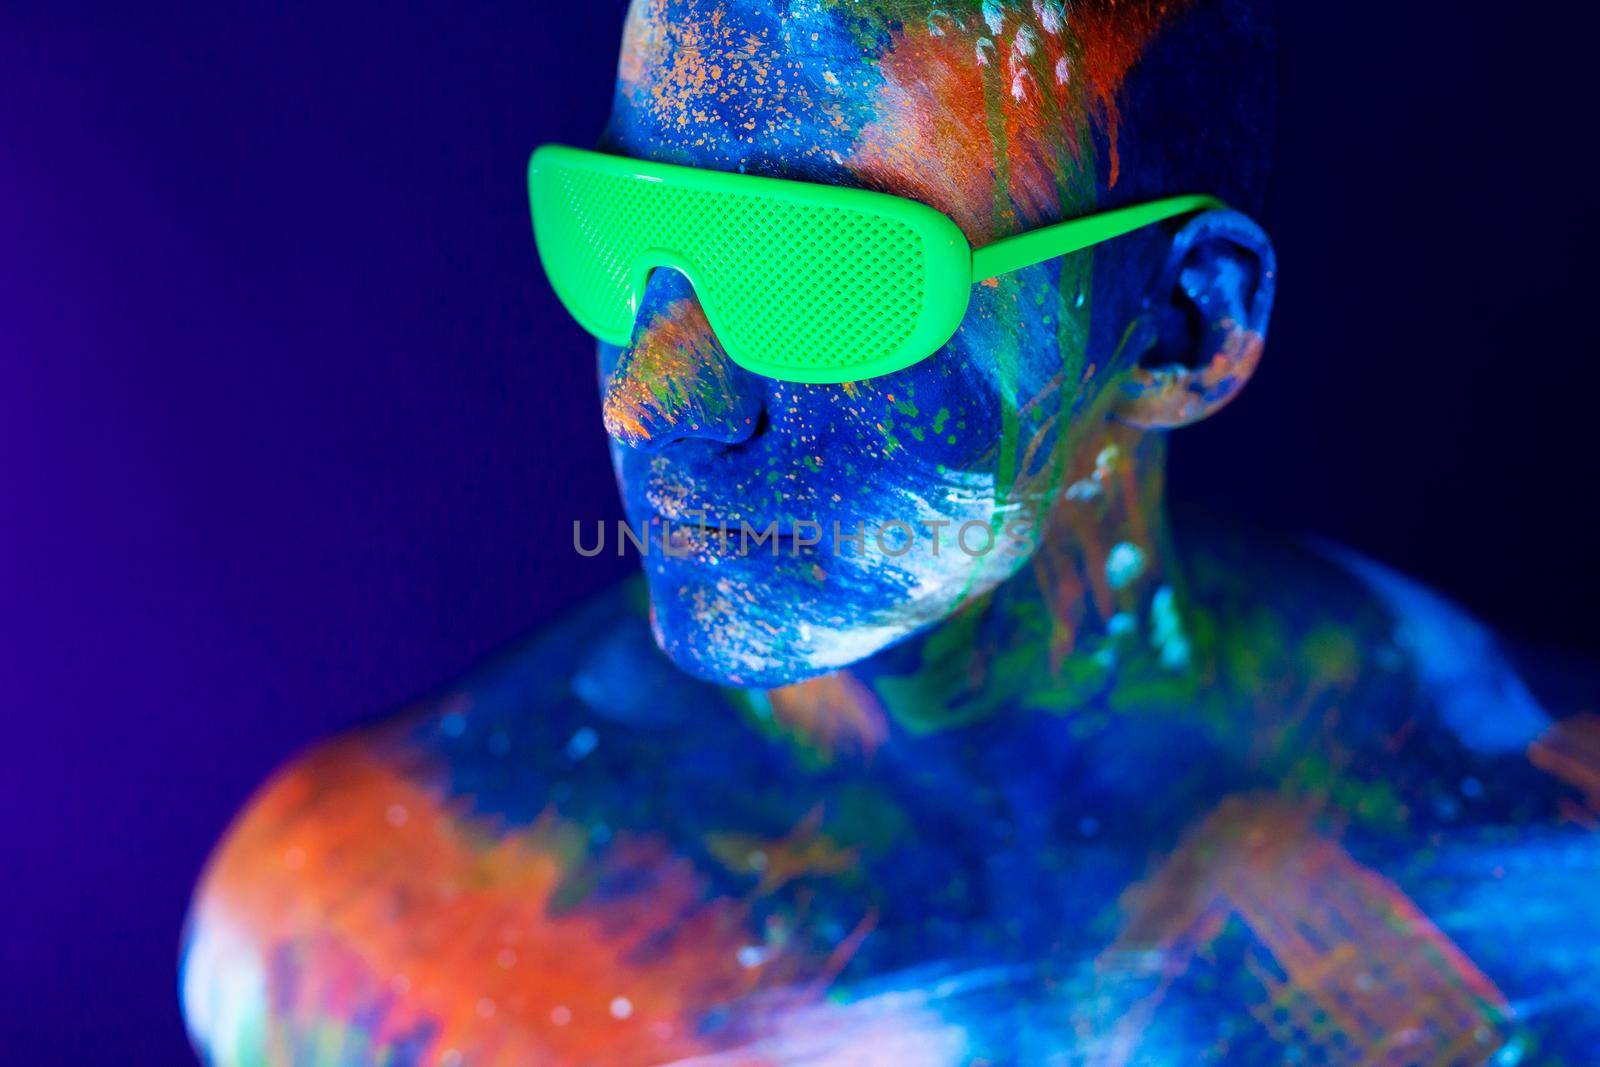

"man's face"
[597, 0, 1161, 687]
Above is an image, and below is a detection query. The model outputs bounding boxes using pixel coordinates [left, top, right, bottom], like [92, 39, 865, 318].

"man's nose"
[601, 269, 765, 452]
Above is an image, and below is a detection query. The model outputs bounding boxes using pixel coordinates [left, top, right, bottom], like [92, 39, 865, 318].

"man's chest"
[402, 683, 1529, 1061]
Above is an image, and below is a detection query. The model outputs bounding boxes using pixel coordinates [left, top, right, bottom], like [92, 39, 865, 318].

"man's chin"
[651, 630, 837, 690]
[639, 561, 912, 690]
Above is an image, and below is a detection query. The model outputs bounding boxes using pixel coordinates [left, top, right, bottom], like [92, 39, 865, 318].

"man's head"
[594, 0, 1276, 687]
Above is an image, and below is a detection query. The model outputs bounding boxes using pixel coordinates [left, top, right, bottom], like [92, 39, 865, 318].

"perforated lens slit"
[546, 159, 927, 376]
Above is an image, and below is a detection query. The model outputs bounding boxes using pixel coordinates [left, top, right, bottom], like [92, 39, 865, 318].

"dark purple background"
[3, 3, 1595, 1063]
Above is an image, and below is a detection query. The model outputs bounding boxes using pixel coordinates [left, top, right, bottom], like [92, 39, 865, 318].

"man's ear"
[1114, 209, 1277, 430]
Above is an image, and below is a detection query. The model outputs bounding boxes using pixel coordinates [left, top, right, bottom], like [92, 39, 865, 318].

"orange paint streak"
[1102, 795, 1511, 1065]
[854, 2, 1195, 240]
[194, 738, 814, 1065]
[853, 21, 1003, 239]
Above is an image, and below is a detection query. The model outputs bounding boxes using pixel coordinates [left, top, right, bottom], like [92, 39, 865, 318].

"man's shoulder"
[1179, 528, 1598, 781]
[178, 575, 728, 1063]
[1312, 541, 1566, 754]
[182, 572, 714, 909]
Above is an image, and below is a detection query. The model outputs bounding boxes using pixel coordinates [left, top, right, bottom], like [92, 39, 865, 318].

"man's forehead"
[610, 0, 1191, 236]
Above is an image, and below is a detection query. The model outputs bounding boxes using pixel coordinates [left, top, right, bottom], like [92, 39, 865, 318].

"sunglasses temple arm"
[969, 194, 1228, 282]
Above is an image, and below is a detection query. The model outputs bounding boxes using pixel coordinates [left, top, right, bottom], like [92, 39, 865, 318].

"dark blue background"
[3, 3, 1595, 1063]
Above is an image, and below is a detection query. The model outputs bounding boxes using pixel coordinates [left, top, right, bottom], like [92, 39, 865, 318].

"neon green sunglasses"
[529, 145, 1224, 384]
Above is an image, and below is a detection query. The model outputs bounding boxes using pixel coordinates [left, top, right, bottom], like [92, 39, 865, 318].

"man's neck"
[833, 423, 1212, 734]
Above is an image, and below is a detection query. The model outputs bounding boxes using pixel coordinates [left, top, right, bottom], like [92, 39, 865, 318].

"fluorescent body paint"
[601, 0, 1200, 686]
[178, 3, 1600, 1066]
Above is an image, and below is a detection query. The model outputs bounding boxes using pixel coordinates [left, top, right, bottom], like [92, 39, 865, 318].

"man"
[181, 2, 1598, 1063]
